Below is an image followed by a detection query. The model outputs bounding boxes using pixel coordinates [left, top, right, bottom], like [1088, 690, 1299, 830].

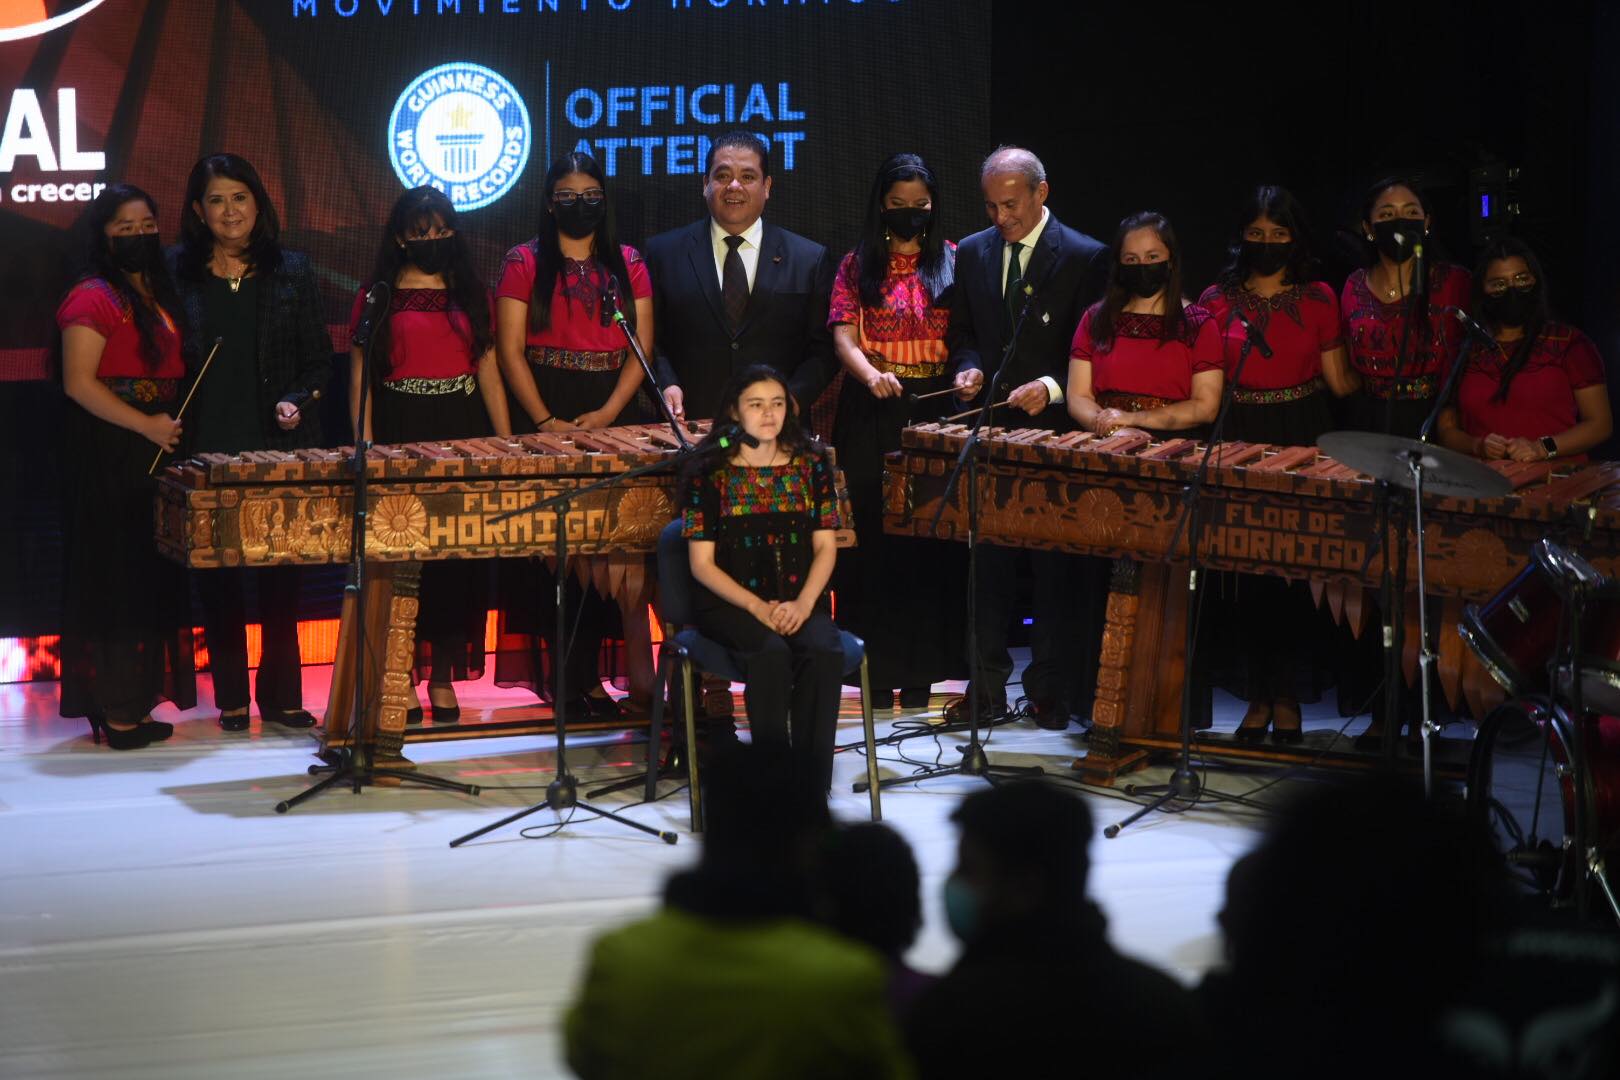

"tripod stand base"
[275, 754, 481, 814]
[852, 739, 1042, 794]
[447, 773, 680, 847]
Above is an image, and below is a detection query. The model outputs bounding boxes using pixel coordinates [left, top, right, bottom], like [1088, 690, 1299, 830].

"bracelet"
[532, 413, 552, 430]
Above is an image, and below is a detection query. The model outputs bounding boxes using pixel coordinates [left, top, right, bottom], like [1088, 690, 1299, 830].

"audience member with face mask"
[903, 782, 1203, 1080]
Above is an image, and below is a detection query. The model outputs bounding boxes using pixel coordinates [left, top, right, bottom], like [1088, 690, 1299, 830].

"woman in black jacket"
[169, 152, 333, 732]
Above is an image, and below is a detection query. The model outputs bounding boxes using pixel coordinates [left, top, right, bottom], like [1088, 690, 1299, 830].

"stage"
[2, 657, 1396, 1078]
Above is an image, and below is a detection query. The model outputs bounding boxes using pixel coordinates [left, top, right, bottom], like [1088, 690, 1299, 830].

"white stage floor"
[1, 661, 1359, 1078]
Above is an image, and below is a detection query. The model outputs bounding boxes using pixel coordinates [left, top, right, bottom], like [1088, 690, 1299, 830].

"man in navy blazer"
[948, 146, 1109, 729]
[645, 131, 835, 423]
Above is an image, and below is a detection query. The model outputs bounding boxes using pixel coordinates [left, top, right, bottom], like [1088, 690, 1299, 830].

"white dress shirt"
[710, 216, 765, 292]
[995, 206, 1063, 405]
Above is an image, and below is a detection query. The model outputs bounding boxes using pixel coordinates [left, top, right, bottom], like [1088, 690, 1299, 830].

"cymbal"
[1317, 431, 1512, 500]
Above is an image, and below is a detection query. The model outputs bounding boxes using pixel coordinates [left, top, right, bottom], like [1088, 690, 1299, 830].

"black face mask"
[1370, 219, 1424, 263]
[1241, 240, 1294, 278]
[1481, 284, 1539, 328]
[404, 236, 454, 276]
[1117, 261, 1171, 298]
[553, 199, 606, 240]
[881, 206, 931, 242]
[109, 233, 163, 275]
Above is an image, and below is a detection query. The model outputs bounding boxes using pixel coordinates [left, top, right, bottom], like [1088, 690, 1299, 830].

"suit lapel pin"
[772, 254, 783, 263]
[1041, 312, 1050, 324]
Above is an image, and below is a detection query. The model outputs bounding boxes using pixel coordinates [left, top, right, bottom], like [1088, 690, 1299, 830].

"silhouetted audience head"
[1213, 775, 1504, 1076]
[664, 741, 830, 922]
[814, 823, 923, 961]
[945, 781, 1093, 941]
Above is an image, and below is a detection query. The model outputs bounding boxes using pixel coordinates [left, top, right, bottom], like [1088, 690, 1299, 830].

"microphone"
[350, 281, 391, 348]
[713, 423, 759, 450]
[1442, 305, 1495, 344]
[598, 273, 622, 328]
[1232, 309, 1273, 358]
[1394, 228, 1427, 299]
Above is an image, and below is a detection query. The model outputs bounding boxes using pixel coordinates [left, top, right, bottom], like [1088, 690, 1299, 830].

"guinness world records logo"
[389, 61, 530, 212]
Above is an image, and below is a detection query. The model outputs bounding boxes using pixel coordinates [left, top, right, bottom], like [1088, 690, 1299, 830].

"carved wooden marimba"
[154, 423, 854, 762]
[885, 422, 1620, 783]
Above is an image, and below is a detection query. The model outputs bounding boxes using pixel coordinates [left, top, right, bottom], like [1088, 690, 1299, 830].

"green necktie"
[1004, 241, 1024, 317]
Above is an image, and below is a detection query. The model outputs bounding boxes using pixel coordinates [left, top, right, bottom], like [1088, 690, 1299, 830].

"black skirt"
[493, 362, 637, 699]
[376, 380, 493, 683]
[1339, 389, 1436, 440]
[1202, 389, 1337, 705]
[58, 395, 195, 722]
[830, 370, 968, 690]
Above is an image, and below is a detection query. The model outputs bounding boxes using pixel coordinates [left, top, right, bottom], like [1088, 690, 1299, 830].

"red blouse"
[1197, 281, 1343, 390]
[1069, 304, 1224, 401]
[495, 242, 652, 352]
[1340, 263, 1470, 384]
[348, 287, 488, 381]
[827, 247, 953, 372]
[1455, 323, 1605, 443]
[56, 277, 184, 379]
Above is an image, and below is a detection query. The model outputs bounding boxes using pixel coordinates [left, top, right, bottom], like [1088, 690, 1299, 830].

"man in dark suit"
[948, 146, 1109, 729]
[645, 131, 834, 423]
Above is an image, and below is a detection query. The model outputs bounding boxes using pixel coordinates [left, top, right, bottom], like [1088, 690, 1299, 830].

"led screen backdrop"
[0, 0, 992, 373]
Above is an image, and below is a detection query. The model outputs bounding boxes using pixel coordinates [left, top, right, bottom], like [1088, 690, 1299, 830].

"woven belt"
[869, 357, 948, 378]
[525, 345, 625, 372]
[1364, 374, 1438, 401]
[1232, 375, 1326, 406]
[1097, 390, 1172, 413]
[100, 376, 178, 406]
[384, 373, 477, 396]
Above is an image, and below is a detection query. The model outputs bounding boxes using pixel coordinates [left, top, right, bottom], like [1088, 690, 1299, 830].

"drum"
[1459, 539, 1607, 698]
[1467, 698, 1620, 908]
[1558, 583, 1620, 715]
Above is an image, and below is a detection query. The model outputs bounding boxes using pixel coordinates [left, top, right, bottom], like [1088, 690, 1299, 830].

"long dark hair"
[1215, 184, 1320, 290]
[690, 365, 823, 462]
[364, 186, 492, 387]
[75, 183, 186, 370]
[856, 152, 954, 308]
[1089, 211, 1187, 350]
[1473, 237, 1552, 404]
[526, 152, 636, 334]
[177, 153, 283, 280]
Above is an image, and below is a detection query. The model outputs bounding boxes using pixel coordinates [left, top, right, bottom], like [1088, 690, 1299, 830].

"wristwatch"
[1541, 436, 1559, 459]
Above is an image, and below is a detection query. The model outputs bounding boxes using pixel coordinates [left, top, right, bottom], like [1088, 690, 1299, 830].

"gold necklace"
[215, 255, 246, 292]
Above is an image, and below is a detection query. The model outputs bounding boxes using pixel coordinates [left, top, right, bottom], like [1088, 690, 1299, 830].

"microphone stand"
[1104, 313, 1269, 838]
[452, 281, 694, 846]
[277, 282, 480, 813]
[853, 282, 1047, 795]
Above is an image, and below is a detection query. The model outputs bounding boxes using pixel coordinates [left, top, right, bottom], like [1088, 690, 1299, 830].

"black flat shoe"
[1235, 701, 1271, 743]
[138, 718, 175, 742]
[584, 692, 622, 720]
[898, 687, 932, 709]
[263, 708, 316, 729]
[405, 706, 424, 726]
[1271, 700, 1303, 745]
[218, 711, 251, 732]
[88, 716, 155, 750]
[430, 704, 461, 724]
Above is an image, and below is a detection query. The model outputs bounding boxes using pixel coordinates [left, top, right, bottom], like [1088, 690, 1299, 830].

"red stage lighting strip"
[0, 607, 667, 684]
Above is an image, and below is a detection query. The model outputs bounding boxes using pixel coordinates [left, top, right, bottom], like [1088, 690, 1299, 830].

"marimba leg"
[1076, 559, 1152, 785]
[319, 561, 423, 774]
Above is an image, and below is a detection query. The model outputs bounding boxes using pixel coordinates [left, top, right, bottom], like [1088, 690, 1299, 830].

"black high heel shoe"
[88, 716, 154, 750]
[427, 684, 460, 724]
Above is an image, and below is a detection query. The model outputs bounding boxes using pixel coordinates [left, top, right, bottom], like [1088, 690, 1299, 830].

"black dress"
[361, 286, 495, 685]
[55, 278, 196, 725]
[826, 248, 966, 695]
[491, 243, 650, 703]
[171, 249, 333, 715]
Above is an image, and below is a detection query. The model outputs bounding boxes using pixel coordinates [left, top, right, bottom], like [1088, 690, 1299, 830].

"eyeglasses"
[1483, 272, 1536, 296]
[552, 189, 605, 207]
